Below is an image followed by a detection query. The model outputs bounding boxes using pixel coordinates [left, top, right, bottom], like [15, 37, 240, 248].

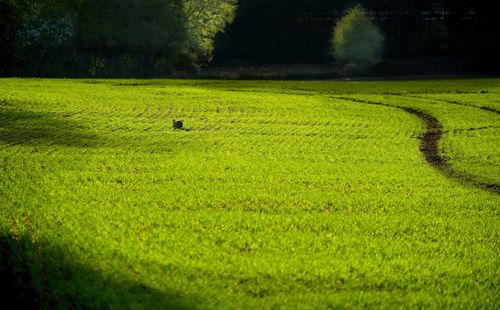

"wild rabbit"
[172, 119, 184, 129]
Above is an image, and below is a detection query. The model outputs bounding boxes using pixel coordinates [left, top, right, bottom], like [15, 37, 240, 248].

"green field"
[1, 78, 499, 309]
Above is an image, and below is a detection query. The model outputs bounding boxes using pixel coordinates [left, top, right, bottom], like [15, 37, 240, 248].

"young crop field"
[0, 78, 499, 308]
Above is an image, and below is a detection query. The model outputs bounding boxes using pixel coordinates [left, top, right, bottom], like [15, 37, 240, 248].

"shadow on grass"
[0, 230, 193, 309]
[0, 109, 99, 148]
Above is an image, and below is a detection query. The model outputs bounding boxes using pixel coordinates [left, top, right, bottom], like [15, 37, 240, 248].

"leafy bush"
[331, 4, 383, 66]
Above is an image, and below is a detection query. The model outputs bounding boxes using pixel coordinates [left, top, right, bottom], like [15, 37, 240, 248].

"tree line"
[214, 0, 497, 66]
[1, 0, 497, 77]
[0, 0, 237, 77]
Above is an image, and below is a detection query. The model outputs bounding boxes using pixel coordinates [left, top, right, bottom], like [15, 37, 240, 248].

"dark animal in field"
[172, 119, 184, 129]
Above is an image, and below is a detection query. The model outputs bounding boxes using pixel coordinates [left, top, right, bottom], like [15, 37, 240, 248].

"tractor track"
[335, 96, 500, 194]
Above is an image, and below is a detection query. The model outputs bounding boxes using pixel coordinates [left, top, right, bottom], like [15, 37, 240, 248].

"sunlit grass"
[0, 78, 499, 308]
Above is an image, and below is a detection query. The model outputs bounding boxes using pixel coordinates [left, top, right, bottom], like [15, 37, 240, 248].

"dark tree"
[76, 0, 189, 77]
[0, 0, 18, 75]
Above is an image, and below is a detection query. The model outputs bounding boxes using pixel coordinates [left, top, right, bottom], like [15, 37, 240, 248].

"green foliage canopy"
[184, 0, 237, 62]
[332, 4, 383, 66]
[76, 0, 190, 76]
[77, 0, 186, 52]
[3, 0, 238, 76]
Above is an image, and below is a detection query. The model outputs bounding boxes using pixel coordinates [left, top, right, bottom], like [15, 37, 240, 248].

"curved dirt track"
[336, 96, 500, 194]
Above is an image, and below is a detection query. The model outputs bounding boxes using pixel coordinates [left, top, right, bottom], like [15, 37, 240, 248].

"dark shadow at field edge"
[0, 230, 194, 309]
[0, 109, 99, 148]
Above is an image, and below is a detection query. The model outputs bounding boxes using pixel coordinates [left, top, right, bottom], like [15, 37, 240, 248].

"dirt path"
[335, 96, 500, 194]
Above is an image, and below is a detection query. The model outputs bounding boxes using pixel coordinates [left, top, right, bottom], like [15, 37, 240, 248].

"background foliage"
[331, 5, 383, 66]
[215, 0, 498, 67]
[0, 0, 237, 77]
[1, 0, 498, 76]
